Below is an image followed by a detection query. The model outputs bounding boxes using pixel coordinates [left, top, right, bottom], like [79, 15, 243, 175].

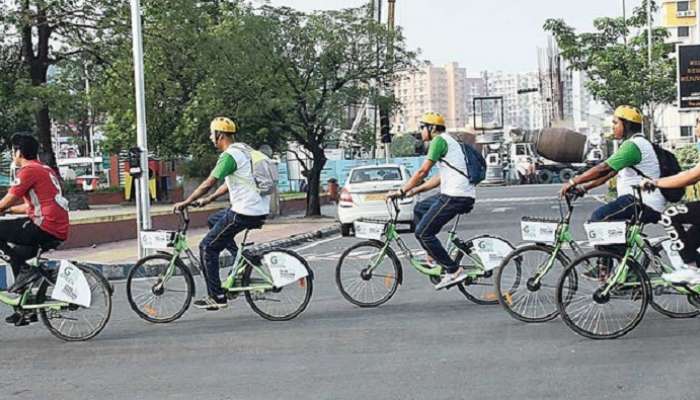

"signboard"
[678, 44, 700, 110]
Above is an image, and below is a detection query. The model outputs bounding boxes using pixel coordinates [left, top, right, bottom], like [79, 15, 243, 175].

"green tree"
[258, 5, 416, 216]
[390, 134, 418, 157]
[544, 0, 675, 131]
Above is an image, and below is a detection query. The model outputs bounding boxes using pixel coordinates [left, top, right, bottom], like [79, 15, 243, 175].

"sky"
[256, 0, 651, 75]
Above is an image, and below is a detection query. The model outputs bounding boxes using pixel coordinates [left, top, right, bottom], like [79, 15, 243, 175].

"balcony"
[677, 10, 696, 17]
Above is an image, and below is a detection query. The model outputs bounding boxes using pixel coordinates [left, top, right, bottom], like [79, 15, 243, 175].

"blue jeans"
[199, 209, 266, 300]
[414, 194, 475, 273]
[590, 195, 660, 224]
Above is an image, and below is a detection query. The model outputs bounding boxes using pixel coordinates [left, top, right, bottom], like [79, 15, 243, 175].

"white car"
[338, 164, 416, 237]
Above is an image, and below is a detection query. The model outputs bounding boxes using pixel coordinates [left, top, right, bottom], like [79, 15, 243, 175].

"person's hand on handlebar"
[640, 178, 657, 192]
[386, 189, 407, 200]
[193, 196, 213, 208]
[173, 201, 190, 213]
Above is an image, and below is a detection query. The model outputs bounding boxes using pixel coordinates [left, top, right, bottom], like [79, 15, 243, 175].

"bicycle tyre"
[455, 234, 514, 305]
[556, 250, 649, 340]
[496, 244, 570, 323]
[244, 248, 313, 321]
[37, 265, 113, 342]
[335, 240, 402, 308]
[126, 253, 194, 323]
[644, 239, 700, 319]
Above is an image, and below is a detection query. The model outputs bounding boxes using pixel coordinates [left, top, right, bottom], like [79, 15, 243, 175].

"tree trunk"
[35, 104, 56, 168]
[305, 150, 327, 217]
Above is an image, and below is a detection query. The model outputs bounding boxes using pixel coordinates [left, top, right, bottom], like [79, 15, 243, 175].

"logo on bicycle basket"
[270, 256, 279, 265]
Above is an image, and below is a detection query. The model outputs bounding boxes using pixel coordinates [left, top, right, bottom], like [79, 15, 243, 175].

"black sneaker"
[5, 311, 38, 326]
[193, 296, 228, 311]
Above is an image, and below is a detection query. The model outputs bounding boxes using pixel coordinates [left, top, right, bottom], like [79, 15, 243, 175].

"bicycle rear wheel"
[335, 241, 401, 307]
[244, 248, 313, 321]
[37, 265, 112, 342]
[126, 254, 194, 323]
[454, 235, 514, 305]
[557, 250, 649, 340]
[496, 244, 568, 323]
[645, 239, 699, 319]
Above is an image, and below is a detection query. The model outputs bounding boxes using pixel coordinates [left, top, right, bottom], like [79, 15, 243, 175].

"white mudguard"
[51, 260, 92, 308]
[472, 237, 513, 271]
[263, 252, 309, 287]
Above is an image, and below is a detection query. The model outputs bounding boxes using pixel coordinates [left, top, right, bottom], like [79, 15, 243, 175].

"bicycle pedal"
[14, 313, 38, 327]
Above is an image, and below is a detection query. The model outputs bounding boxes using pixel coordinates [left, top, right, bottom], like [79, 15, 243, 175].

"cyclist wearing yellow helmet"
[560, 105, 665, 225]
[388, 112, 476, 290]
[174, 117, 269, 310]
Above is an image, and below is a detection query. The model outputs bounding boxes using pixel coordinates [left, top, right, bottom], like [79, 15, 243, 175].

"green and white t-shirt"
[426, 133, 475, 198]
[604, 136, 666, 212]
[211, 145, 270, 216]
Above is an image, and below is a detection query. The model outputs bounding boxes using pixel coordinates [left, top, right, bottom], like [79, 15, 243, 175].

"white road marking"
[295, 235, 341, 251]
[491, 207, 513, 213]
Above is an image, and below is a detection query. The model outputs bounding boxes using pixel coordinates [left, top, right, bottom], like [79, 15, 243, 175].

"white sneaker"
[434, 268, 467, 290]
[662, 267, 700, 285]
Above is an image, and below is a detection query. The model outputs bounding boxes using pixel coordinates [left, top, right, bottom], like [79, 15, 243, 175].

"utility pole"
[647, 0, 654, 141]
[129, 0, 152, 257]
[84, 63, 96, 178]
[382, 0, 396, 163]
[622, 0, 628, 46]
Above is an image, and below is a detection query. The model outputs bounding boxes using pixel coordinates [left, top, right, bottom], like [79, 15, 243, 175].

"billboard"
[678, 44, 700, 110]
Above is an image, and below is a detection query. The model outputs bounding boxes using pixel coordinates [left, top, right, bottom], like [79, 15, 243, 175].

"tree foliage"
[544, 0, 675, 115]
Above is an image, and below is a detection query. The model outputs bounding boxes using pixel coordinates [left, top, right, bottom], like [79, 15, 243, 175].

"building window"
[679, 26, 690, 37]
[681, 125, 694, 137]
[678, 1, 689, 12]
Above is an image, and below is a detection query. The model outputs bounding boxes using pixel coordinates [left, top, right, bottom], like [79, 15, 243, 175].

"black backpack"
[630, 137, 684, 203]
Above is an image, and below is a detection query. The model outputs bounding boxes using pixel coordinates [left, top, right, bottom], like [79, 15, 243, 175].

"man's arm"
[197, 183, 229, 206]
[400, 159, 435, 195]
[0, 193, 23, 214]
[9, 203, 28, 214]
[655, 164, 700, 189]
[174, 177, 218, 211]
[408, 174, 440, 197]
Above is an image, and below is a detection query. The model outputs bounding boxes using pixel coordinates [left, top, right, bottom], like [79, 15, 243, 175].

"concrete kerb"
[79, 224, 341, 281]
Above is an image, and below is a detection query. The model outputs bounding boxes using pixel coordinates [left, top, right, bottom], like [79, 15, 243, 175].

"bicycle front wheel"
[244, 248, 313, 321]
[335, 241, 401, 307]
[645, 239, 700, 319]
[557, 251, 649, 340]
[496, 244, 568, 323]
[126, 254, 194, 323]
[454, 235, 514, 305]
[38, 265, 112, 342]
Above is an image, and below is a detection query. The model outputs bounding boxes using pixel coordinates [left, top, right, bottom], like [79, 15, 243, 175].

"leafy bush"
[675, 145, 699, 168]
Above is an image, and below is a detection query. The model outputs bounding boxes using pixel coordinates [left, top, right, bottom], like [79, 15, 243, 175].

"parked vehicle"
[338, 164, 415, 236]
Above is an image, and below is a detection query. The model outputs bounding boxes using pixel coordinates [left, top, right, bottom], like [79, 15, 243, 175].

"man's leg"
[413, 195, 439, 228]
[590, 195, 637, 222]
[415, 195, 475, 272]
[198, 209, 249, 308]
[207, 209, 238, 258]
[662, 202, 700, 264]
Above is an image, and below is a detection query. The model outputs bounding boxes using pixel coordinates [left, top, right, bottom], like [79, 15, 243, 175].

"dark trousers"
[660, 202, 700, 264]
[0, 218, 60, 277]
[413, 194, 475, 273]
[199, 209, 265, 299]
[590, 195, 661, 255]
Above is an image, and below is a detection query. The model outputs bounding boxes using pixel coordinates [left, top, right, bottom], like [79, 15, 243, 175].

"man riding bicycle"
[0, 134, 69, 324]
[388, 112, 476, 290]
[174, 117, 269, 311]
[560, 106, 666, 226]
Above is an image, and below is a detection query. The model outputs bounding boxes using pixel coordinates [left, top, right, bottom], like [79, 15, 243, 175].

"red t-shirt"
[8, 161, 70, 240]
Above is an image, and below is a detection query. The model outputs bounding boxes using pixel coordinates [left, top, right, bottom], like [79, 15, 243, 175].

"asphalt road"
[2, 184, 696, 400]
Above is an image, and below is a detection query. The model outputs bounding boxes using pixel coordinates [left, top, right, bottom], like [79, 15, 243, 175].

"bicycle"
[0, 240, 113, 341]
[335, 197, 515, 307]
[495, 191, 583, 323]
[556, 185, 700, 339]
[496, 191, 694, 323]
[126, 207, 313, 323]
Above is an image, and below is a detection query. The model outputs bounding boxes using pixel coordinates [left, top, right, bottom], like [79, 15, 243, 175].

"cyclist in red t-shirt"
[0, 135, 69, 324]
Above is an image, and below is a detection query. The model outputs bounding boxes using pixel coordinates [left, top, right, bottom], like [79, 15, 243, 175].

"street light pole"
[648, 0, 654, 141]
[129, 0, 152, 257]
[84, 63, 96, 177]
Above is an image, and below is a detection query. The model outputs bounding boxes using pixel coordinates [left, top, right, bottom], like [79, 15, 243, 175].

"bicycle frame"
[363, 198, 486, 278]
[158, 208, 277, 293]
[0, 251, 69, 311]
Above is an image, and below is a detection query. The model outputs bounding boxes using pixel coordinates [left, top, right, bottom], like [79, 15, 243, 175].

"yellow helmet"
[613, 105, 643, 124]
[210, 117, 237, 135]
[420, 112, 446, 127]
